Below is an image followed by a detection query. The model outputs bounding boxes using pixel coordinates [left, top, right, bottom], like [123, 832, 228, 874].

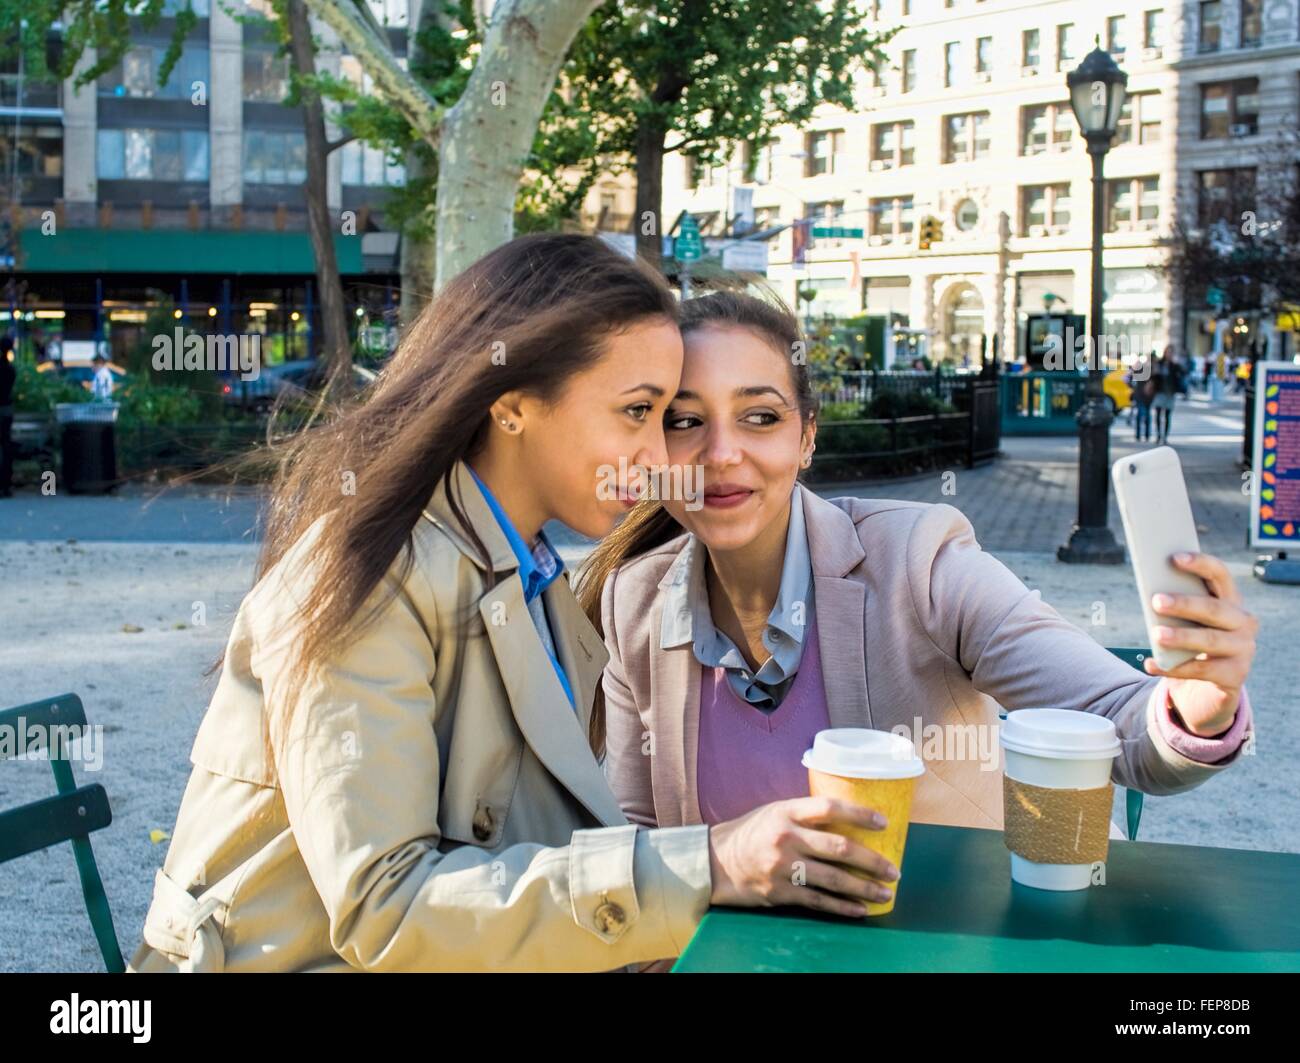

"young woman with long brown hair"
[128, 234, 895, 973]
[579, 289, 1257, 933]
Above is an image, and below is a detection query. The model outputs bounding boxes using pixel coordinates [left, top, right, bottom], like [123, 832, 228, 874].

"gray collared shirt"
[660, 491, 813, 711]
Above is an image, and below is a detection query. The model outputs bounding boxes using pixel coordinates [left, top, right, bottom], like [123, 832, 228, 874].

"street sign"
[1250, 362, 1300, 548]
[720, 241, 769, 273]
[674, 215, 703, 262]
[811, 226, 864, 239]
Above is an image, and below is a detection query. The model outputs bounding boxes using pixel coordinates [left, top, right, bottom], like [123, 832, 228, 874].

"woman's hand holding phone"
[1143, 550, 1258, 735]
[707, 796, 900, 918]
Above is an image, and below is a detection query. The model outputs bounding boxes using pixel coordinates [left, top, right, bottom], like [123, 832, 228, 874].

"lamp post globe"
[1058, 43, 1128, 565]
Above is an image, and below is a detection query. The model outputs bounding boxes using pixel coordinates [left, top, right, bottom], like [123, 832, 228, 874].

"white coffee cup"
[999, 708, 1121, 891]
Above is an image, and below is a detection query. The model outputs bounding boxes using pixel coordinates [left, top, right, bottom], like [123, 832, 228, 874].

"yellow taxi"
[1103, 368, 1132, 412]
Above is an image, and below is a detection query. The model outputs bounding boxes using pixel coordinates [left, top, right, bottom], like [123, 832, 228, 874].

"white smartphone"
[1111, 447, 1206, 671]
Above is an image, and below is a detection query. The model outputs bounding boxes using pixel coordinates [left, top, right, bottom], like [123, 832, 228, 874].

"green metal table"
[673, 823, 1300, 972]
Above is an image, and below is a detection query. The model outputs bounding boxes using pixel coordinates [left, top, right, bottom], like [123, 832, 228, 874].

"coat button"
[472, 803, 494, 842]
[593, 900, 626, 934]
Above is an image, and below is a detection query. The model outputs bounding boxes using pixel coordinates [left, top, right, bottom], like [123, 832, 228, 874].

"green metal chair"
[1104, 647, 1150, 843]
[0, 693, 125, 972]
[997, 648, 1148, 841]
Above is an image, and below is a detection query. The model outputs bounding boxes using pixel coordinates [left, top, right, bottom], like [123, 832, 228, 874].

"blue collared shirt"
[660, 489, 813, 711]
[468, 466, 575, 709]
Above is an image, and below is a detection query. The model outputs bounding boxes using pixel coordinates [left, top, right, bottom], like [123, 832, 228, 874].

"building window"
[902, 49, 917, 93]
[243, 129, 306, 185]
[1107, 176, 1160, 232]
[1107, 15, 1127, 56]
[1115, 91, 1162, 145]
[944, 42, 960, 87]
[944, 112, 991, 162]
[976, 37, 993, 76]
[955, 198, 980, 231]
[1200, 79, 1260, 138]
[1021, 102, 1074, 155]
[8, 125, 63, 178]
[806, 130, 843, 176]
[1021, 184, 1071, 235]
[97, 128, 209, 181]
[870, 195, 914, 243]
[807, 199, 848, 246]
[1240, 0, 1262, 47]
[871, 120, 915, 170]
[743, 141, 775, 184]
[1056, 24, 1077, 70]
[340, 141, 406, 187]
[243, 48, 291, 103]
[98, 45, 210, 100]
[1023, 29, 1040, 70]
[1197, 169, 1255, 228]
[1144, 9, 1165, 50]
[1199, 1, 1222, 53]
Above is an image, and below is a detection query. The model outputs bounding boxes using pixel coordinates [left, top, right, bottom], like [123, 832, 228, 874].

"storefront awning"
[17, 229, 367, 275]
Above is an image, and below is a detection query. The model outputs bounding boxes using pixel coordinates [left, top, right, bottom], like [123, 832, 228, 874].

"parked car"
[220, 358, 380, 411]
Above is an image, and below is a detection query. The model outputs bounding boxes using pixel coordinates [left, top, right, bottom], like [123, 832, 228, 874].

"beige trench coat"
[128, 460, 711, 972]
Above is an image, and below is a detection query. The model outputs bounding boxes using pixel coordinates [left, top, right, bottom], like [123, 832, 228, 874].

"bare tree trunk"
[287, 0, 351, 382]
[634, 112, 668, 269]
[434, 0, 603, 288]
[397, 157, 436, 326]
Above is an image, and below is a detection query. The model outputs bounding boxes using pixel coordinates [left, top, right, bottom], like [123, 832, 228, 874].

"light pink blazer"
[599, 485, 1245, 832]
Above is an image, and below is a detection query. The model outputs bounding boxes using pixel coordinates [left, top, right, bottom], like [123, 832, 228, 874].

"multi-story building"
[662, 0, 1300, 366]
[1, 0, 409, 363]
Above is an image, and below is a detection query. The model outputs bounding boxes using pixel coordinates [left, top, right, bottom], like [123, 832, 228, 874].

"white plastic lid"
[801, 728, 925, 780]
[999, 708, 1121, 760]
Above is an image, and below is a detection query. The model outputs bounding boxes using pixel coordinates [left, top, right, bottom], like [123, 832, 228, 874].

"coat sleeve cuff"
[1152, 678, 1253, 765]
[568, 824, 711, 958]
[632, 825, 712, 957]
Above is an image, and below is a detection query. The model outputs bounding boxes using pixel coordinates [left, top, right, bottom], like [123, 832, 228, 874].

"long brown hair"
[229, 233, 678, 763]
[574, 287, 818, 756]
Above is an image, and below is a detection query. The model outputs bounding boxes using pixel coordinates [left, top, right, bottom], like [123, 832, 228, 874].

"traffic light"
[917, 215, 943, 250]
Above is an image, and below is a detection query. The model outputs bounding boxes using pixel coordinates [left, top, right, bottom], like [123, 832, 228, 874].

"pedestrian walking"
[1151, 346, 1183, 445]
[1129, 354, 1155, 443]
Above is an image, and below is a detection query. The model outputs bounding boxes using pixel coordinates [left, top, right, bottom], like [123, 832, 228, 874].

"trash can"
[56, 402, 120, 494]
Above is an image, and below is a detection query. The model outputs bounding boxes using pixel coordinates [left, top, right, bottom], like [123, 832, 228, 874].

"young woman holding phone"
[128, 235, 893, 974]
[580, 291, 1258, 932]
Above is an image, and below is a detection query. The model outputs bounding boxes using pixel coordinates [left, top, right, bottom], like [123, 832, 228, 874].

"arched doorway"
[943, 283, 984, 367]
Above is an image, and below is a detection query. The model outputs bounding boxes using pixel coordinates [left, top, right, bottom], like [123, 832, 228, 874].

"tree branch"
[325, 131, 358, 154]
[300, 0, 444, 145]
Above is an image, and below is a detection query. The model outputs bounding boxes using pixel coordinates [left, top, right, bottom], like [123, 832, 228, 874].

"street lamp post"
[1057, 44, 1128, 565]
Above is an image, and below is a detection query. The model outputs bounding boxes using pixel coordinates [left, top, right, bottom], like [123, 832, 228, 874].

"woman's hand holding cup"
[707, 796, 899, 918]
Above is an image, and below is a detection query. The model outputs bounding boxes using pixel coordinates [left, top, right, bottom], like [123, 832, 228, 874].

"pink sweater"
[696, 612, 832, 825]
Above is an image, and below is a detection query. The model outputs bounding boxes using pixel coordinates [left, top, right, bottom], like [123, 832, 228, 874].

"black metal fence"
[808, 369, 1001, 482]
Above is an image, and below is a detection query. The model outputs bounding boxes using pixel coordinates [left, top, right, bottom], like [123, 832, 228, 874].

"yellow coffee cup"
[802, 728, 925, 915]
